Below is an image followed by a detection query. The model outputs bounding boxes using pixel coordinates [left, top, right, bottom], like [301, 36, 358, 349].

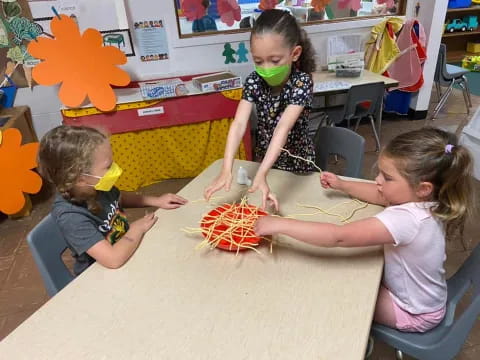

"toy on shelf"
[445, 18, 468, 32]
[448, 0, 472, 9]
[464, 15, 479, 31]
[467, 41, 480, 53]
[462, 55, 480, 71]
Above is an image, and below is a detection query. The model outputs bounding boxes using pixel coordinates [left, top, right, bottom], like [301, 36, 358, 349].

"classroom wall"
[16, 0, 439, 138]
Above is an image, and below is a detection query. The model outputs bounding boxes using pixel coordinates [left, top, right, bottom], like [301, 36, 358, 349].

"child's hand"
[254, 216, 279, 236]
[320, 172, 343, 190]
[129, 212, 158, 236]
[249, 176, 279, 212]
[153, 193, 188, 209]
[204, 170, 232, 201]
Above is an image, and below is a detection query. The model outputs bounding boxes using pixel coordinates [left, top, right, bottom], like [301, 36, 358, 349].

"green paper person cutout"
[222, 42, 236, 64]
[237, 42, 248, 63]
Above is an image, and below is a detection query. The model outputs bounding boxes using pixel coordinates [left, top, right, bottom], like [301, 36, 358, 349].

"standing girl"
[38, 125, 187, 276]
[204, 9, 317, 210]
[255, 128, 474, 332]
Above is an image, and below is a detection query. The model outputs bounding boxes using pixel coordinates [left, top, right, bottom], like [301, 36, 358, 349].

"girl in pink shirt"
[255, 127, 474, 332]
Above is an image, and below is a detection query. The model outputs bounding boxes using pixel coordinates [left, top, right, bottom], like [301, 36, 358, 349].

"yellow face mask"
[83, 162, 123, 192]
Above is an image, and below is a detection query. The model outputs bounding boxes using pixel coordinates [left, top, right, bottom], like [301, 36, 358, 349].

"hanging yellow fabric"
[365, 17, 404, 74]
[110, 118, 246, 191]
[221, 88, 243, 101]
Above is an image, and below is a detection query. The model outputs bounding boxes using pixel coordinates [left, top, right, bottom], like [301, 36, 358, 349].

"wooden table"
[0, 160, 384, 360]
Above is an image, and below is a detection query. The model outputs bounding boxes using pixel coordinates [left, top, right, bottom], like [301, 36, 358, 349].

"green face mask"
[255, 64, 291, 87]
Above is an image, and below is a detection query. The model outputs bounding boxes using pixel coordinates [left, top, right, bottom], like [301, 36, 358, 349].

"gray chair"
[313, 126, 365, 178]
[432, 43, 472, 120]
[371, 243, 480, 360]
[27, 214, 74, 297]
[322, 82, 385, 151]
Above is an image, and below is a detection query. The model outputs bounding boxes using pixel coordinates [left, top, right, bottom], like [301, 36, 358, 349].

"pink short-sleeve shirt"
[375, 202, 447, 314]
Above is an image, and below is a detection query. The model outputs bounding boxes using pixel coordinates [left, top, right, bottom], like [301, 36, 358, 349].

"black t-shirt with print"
[51, 187, 129, 276]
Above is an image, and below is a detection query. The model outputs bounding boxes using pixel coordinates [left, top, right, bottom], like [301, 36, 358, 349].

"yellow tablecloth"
[111, 117, 246, 191]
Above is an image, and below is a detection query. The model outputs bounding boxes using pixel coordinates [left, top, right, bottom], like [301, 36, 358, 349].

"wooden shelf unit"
[446, 4, 480, 13]
[443, 29, 480, 37]
[443, 5, 480, 62]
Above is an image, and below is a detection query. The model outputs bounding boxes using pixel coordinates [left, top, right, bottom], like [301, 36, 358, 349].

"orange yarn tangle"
[183, 197, 271, 254]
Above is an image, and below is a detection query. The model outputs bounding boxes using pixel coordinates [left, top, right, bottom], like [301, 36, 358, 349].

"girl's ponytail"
[435, 144, 474, 231]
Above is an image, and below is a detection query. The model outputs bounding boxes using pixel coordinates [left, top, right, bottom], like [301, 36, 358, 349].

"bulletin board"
[0, 0, 36, 88]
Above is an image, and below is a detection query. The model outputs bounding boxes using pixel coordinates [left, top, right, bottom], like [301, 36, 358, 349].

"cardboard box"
[192, 72, 242, 92]
[467, 41, 480, 54]
[139, 78, 188, 99]
[0, 106, 37, 143]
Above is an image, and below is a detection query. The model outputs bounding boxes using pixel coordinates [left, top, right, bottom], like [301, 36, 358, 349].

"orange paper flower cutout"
[28, 15, 130, 112]
[259, 0, 278, 10]
[0, 128, 42, 215]
[311, 0, 331, 12]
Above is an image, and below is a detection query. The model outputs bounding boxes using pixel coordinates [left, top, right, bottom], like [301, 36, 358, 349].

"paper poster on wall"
[28, 14, 130, 111]
[133, 20, 169, 62]
[100, 29, 134, 57]
[29, 0, 129, 32]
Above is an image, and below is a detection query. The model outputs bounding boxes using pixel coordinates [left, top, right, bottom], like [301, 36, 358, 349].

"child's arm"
[86, 213, 157, 269]
[255, 215, 394, 248]
[120, 192, 187, 209]
[321, 172, 388, 206]
[250, 104, 305, 209]
[204, 99, 253, 200]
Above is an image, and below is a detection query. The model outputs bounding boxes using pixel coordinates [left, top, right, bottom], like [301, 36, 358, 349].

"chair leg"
[461, 75, 472, 107]
[435, 81, 442, 102]
[364, 336, 374, 359]
[432, 82, 454, 120]
[354, 118, 360, 132]
[395, 349, 404, 360]
[369, 115, 381, 152]
[458, 82, 470, 115]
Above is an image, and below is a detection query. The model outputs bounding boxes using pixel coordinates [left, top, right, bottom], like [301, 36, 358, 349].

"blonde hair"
[38, 125, 107, 213]
[383, 127, 474, 236]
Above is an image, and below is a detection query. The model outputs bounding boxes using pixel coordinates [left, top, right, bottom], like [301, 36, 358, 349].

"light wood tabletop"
[0, 160, 385, 360]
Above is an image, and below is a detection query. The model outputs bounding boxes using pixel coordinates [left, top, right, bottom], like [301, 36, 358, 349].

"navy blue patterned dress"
[242, 67, 315, 173]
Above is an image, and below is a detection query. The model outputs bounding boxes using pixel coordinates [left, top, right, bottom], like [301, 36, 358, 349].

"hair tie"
[445, 144, 455, 154]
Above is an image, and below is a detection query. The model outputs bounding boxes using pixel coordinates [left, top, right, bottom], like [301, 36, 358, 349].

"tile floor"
[0, 88, 479, 359]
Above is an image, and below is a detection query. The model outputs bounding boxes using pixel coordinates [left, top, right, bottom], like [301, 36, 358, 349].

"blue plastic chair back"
[371, 243, 480, 360]
[313, 126, 365, 178]
[343, 82, 385, 122]
[436, 44, 469, 85]
[27, 214, 74, 297]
